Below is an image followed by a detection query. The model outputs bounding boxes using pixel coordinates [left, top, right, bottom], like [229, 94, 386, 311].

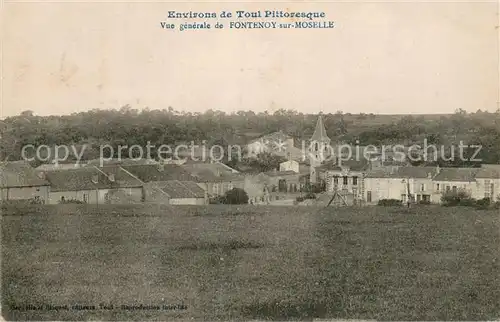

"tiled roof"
[98, 165, 144, 187]
[319, 158, 369, 172]
[159, 180, 205, 199]
[121, 164, 197, 183]
[44, 167, 115, 192]
[0, 161, 50, 188]
[432, 168, 479, 182]
[44, 165, 143, 192]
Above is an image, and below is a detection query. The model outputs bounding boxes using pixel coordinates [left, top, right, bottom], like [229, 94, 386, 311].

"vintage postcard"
[1, 0, 500, 320]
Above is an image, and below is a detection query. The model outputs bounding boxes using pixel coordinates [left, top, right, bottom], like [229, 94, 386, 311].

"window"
[333, 176, 339, 184]
[315, 142, 319, 152]
[83, 193, 88, 203]
[420, 184, 425, 192]
[213, 184, 219, 195]
[446, 186, 451, 192]
[343, 176, 348, 185]
[367, 191, 372, 202]
[436, 184, 440, 191]
[61, 196, 65, 202]
[352, 176, 358, 186]
[452, 186, 457, 192]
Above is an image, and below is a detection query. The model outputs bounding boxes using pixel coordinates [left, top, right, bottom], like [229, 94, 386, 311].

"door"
[367, 191, 372, 203]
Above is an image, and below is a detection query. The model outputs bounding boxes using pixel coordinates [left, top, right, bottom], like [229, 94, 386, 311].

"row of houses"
[0, 159, 312, 205]
[316, 161, 500, 205]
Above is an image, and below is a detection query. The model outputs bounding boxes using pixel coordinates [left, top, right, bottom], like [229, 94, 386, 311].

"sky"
[1, 0, 499, 117]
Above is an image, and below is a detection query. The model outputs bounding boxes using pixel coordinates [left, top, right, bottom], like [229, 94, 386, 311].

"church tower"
[309, 113, 331, 183]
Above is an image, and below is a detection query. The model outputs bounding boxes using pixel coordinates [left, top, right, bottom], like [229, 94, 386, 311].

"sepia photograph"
[1, 0, 500, 320]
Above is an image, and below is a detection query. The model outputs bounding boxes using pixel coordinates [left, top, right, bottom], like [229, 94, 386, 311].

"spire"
[311, 114, 330, 142]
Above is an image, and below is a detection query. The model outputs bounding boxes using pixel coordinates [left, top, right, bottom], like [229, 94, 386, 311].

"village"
[1, 114, 499, 207]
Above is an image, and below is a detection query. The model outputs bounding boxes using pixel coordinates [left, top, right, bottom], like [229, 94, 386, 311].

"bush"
[418, 199, 431, 205]
[295, 196, 305, 202]
[58, 199, 85, 204]
[441, 189, 474, 207]
[304, 192, 316, 200]
[475, 197, 491, 209]
[377, 199, 403, 207]
[494, 201, 500, 209]
[223, 188, 249, 205]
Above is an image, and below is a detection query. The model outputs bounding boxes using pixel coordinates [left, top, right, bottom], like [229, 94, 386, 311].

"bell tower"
[309, 113, 331, 183]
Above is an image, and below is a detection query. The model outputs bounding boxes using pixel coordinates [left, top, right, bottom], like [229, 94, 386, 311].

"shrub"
[494, 201, 500, 209]
[377, 199, 403, 207]
[295, 196, 305, 202]
[58, 199, 85, 204]
[418, 199, 431, 205]
[304, 192, 316, 200]
[475, 197, 491, 209]
[441, 189, 474, 207]
[224, 188, 249, 205]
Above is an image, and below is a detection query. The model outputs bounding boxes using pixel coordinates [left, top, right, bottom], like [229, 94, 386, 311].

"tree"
[224, 188, 249, 204]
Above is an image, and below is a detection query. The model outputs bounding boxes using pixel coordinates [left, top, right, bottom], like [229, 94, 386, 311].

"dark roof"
[121, 164, 197, 183]
[44, 167, 113, 192]
[0, 161, 50, 188]
[432, 168, 479, 182]
[44, 166, 143, 192]
[98, 165, 144, 187]
[159, 180, 205, 199]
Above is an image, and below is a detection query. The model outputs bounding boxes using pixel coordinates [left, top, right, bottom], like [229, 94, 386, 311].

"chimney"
[108, 173, 115, 182]
[157, 163, 164, 172]
[436, 164, 441, 174]
[91, 174, 98, 184]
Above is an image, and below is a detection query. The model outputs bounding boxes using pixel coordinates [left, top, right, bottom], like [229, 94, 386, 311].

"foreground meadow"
[1, 204, 500, 321]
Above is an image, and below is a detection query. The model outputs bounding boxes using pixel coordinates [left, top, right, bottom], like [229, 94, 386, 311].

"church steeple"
[311, 114, 330, 143]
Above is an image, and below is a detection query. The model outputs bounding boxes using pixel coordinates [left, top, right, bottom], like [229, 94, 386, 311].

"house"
[0, 161, 50, 203]
[144, 180, 207, 205]
[364, 166, 440, 204]
[244, 173, 271, 204]
[317, 158, 369, 204]
[475, 164, 500, 200]
[181, 162, 244, 197]
[43, 165, 144, 204]
[432, 167, 479, 199]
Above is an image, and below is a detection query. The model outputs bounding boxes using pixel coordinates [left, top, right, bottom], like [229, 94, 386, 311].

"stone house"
[0, 161, 50, 203]
[431, 167, 479, 200]
[43, 165, 144, 204]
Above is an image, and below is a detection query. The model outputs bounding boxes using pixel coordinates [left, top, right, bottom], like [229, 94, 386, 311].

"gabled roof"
[120, 164, 197, 183]
[158, 180, 205, 199]
[44, 167, 128, 192]
[432, 168, 479, 182]
[310, 115, 330, 142]
[0, 161, 50, 188]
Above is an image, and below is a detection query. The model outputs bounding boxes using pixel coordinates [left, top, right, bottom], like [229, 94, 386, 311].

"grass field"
[1, 204, 500, 321]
